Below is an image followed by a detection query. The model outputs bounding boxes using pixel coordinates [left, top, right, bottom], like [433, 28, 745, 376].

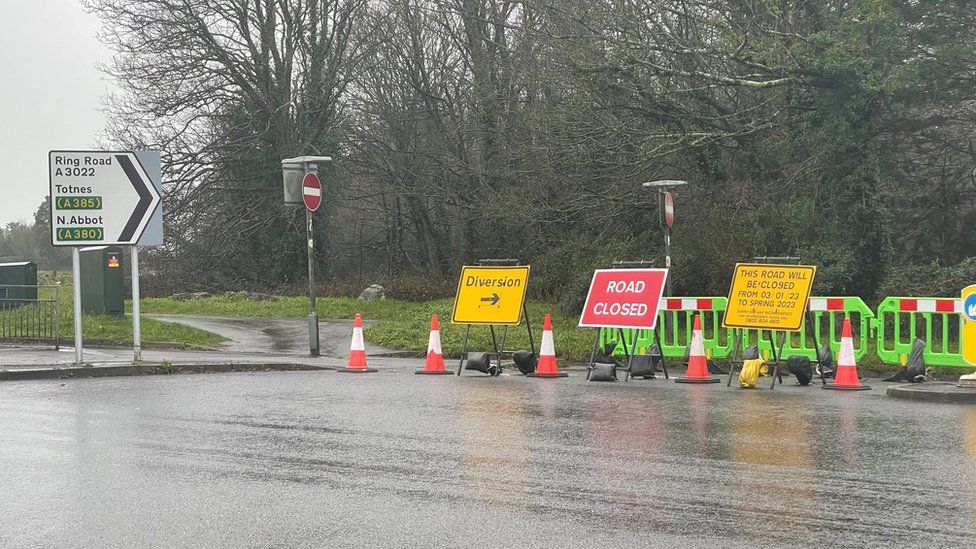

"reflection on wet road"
[0, 371, 974, 547]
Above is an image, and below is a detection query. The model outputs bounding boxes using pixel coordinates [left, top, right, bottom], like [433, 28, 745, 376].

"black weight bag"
[816, 347, 834, 379]
[588, 343, 619, 382]
[512, 350, 537, 375]
[465, 352, 500, 376]
[787, 355, 813, 386]
[741, 345, 760, 361]
[883, 338, 927, 383]
[629, 344, 662, 378]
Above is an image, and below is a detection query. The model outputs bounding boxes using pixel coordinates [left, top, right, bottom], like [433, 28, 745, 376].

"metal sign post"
[131, 246, 142, 362]
[50, 150, 163, 365]
[281, 156, 332, 357]
[71, 247, 83, 364]
[306, 206, 318, 356]
[643, 180, 686, 297]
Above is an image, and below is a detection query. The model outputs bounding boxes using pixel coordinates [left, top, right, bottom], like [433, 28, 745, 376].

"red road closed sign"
[578, 268, 669, 329]
[302, 173, 322, 212]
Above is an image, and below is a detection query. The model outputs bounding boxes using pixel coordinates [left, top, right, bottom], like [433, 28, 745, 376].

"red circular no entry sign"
[663, 191, 674, 227]
[302, 173, 322, 212]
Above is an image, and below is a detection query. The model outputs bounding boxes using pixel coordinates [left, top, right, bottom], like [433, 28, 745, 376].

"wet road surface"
[1, 366, 975, 548]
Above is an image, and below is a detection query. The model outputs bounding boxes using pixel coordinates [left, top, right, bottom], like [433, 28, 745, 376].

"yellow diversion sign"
[452, 266, 530, 325]
[724, 263, 817, 331]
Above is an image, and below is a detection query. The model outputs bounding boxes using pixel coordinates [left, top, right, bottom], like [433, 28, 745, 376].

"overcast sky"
[0, 0, 112, 225]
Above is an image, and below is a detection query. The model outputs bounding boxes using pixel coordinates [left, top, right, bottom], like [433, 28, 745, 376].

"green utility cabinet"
[80, 247, 125, 317]
[0, 261, 38, 306]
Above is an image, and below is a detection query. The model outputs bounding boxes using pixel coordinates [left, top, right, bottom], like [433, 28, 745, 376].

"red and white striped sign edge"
[807, 298, 848, 312]
[578, 268, 669, 330]
[663, 298, 714, 310]
[893, 298, 962, 313]
[302, 173, 322, 211]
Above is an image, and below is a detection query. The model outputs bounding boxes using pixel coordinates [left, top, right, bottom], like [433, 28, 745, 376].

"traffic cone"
[416, 314, 451, 375]
[528, 314, 568, 378]
[823, 317, 870, 391]
[675, 314, 720, 384]
[338, 314, 377, 373]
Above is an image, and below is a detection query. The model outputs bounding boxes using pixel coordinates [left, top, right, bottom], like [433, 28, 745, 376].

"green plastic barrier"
[874, 297, 964, 367]
[771, 296, 874, 361]
[598, 297, 732, 359]
[597, 296, 873, 362]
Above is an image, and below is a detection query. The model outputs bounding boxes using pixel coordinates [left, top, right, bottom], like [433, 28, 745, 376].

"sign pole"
[131, 245, 142, 362]
[72, 247, 83, 364]
[306, 206, 319, 357]
[664, 224, 671, 293]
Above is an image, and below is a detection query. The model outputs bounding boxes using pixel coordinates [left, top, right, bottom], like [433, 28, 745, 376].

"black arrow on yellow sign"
[481, 293, 500, 306]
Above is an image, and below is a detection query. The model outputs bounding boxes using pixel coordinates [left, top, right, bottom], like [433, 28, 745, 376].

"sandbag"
[589, 362, 617, 382]
[629, 344, 661, 378]
[817, 347, 834, 378]
[741, 346, 760, 360]
[905, 338, 927, 380]
[787, 355, 813, 385]
[512, 350, 537, 375]
[739, 358, 763, 388]
[883, 338, 927, 382]
[465, 352, 499, 376]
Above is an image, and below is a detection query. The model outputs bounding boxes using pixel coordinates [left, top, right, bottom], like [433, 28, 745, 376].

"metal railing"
[0, 284, 62, 349]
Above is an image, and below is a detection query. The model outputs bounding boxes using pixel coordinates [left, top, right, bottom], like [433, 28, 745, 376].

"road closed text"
[579, 269, 668, 330]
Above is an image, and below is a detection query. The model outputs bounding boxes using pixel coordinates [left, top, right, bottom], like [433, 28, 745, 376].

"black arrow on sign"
[481, 293, 500, 306]
[117, 154, 154, 242]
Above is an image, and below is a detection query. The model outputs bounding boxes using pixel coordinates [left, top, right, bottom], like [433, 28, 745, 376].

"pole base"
[415, 370, 452, 375]
[823, 384, 871, 391]
[675, 377, 721, 384]
[527, 372, 568, 378]
[338, 368, 378, 373]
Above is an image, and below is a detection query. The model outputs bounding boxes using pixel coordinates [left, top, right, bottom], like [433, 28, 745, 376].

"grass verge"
[0, 288, 226, 349]
[139, 293, 596, 360]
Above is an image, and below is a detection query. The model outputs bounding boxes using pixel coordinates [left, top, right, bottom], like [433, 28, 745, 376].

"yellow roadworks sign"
[962, 284, 976, 366]
[723, 263, 817, 331]
[452, 266, 530, 325]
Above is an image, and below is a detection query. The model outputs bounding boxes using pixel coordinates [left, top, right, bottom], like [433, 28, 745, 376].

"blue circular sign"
[965, 293, 976, 322]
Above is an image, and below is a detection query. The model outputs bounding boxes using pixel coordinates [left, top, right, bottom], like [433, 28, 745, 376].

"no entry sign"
[662, 191, 674, 227]
[578, 269, 669, 330]
[302, 173, 322, 212]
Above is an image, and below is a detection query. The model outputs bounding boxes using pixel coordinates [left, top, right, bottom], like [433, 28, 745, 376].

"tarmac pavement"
[1, 366, 975, 548]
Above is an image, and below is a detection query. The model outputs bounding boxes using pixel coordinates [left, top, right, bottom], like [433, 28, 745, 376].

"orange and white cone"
[338, 314, 377, 373]
[675, 314, 720, 384]
[528, 314, 567, 378]
[416, 314, 451, 375]
[824, 317, 870, 391]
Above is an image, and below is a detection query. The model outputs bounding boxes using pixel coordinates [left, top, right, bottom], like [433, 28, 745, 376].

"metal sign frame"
[723, 257, 825, 390]
[455, 259, 536, 376]
[584, 261, 669, 382]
